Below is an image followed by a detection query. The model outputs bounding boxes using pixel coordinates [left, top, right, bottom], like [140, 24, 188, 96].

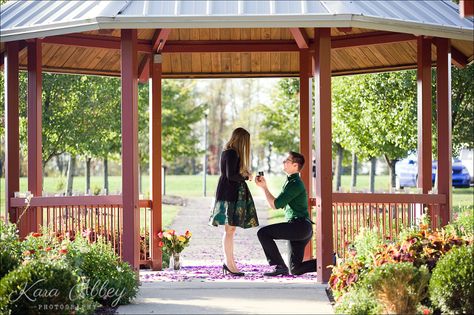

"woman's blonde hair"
[224, 127, 250, 175]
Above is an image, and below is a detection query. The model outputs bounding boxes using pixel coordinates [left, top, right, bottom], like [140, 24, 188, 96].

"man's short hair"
[289, 151, 305, 171]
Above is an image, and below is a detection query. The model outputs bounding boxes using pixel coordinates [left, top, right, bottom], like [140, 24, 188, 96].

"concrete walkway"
[117, 196, 333, 314]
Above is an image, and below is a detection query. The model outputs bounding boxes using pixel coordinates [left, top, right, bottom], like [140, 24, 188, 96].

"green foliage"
[72, 239, 139, 307]
[446, 208, 474, 239]
[365, 262, 430, 315]
[352, 227, 384, 266]
[333, 70, 418, 162]
[329, 254, 364, 299]
[334, 285, 381, 315]
[0, 221, 21, 278]
[259, 78, 300, 153]
[0, 259, 96, 315]
[429, 245, 474, 314]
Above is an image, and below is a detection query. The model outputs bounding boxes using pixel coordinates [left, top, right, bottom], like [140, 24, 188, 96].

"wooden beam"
[0, 41, 27, 68]
[43, 34, 153, 53]
[162, 40, 299, 52]
[152, 29, 171, 53]
[460, 0, 474, 17]
[289, 28, 310, 49]
[450, 46, 468, 68]
[314, 28, 333, 284]
[150, 54, 163, 270]
[435, 38, 452, 227]
[4, 41, 21, 229]
[27, 38, 43, 233]
[332, 31, 416, 49]
[121, 29, 140, 270]
[138, 55, 150, 83]
[417, 37, 432, 196]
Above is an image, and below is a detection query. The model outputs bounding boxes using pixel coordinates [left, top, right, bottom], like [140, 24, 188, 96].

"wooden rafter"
[331, 31, 416, 49]
[289, 28, 309, 49]
[152, 29, 171, 53]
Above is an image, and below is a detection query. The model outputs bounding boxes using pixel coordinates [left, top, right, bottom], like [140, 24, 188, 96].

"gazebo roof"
[1, 0, 473, 78]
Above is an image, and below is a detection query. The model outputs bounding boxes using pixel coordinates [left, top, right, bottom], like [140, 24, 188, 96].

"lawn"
[1, 174, 471, 222]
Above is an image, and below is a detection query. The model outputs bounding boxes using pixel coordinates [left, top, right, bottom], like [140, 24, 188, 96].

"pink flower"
[158, 231, 163, 238]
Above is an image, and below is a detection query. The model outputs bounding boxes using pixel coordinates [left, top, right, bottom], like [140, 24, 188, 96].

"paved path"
[117, 196, 333, 315]
[174, 196, 287, 266]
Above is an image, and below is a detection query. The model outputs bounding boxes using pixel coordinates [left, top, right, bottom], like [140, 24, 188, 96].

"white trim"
[1, 14, 472, 43]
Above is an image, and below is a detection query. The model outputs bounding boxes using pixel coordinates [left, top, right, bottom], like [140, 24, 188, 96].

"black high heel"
[222, 264, 244, 276]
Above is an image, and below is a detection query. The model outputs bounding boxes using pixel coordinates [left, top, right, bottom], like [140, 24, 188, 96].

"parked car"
[395, 158, 471, 188]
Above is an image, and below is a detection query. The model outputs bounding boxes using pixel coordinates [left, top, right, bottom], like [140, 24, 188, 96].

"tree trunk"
[369, 157, 376, 193]
[139, 164, 143, 195]
[66, 155, 76, 196]
[351, 152, 358, 188]
[335, 143, 343, 192]
[384, 155, 398, 189]
[103, 157, 109, 195]
[56, 155, 64, 175]
[267, 142, 272, 174]
[85, 157, 91, 194]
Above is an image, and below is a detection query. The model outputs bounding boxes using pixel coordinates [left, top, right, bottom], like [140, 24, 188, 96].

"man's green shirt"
[274, 173, 308, 221]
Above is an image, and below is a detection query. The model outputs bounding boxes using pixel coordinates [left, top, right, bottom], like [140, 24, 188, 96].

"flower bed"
[0, 223, 139, 314]
[329, 210, 473, 314]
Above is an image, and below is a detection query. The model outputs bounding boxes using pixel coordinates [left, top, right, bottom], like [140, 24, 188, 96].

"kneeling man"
[255, 151, 317, 276]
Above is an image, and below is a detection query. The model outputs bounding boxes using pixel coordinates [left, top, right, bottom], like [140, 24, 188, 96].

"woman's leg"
[223, 224, 239, 271]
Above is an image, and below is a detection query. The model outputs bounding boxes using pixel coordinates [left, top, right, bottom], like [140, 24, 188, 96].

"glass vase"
[169, 252, 181, 270]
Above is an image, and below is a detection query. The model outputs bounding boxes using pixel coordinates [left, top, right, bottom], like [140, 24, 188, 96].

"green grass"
[1, 175, 471, 218]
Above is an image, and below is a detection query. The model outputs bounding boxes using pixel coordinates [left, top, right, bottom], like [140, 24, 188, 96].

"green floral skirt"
[209, 182, 259, 229]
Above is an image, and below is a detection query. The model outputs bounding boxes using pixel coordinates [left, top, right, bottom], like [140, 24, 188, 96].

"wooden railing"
[10, 195, 153, 267]
[312, 193, 446, 257]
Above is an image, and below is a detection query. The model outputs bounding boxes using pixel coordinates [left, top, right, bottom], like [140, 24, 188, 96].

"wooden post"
[4, 41, 20, 229]
[27, 39, 43, 233]
[417, 37, 432, 194]
[299, 49, 313, 260]
[150, 54, 163, 270]
[314, 28, 333, 283]
[435, 38, 452, 226]
[121, 29, 140, 270]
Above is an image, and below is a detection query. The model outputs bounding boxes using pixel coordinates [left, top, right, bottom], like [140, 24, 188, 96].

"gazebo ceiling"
[1, 0, 473, 78]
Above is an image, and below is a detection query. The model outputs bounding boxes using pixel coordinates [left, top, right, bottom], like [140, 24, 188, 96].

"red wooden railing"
[312, 193, 446, 257]
[10, 195, 154, 267]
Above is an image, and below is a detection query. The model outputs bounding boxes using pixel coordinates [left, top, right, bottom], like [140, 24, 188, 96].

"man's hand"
[255, 175, 267, 189]
[255, 176, 276, 209]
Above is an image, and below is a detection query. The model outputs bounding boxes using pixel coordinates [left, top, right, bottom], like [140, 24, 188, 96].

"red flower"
[45, 247, 52, 252]
[423, 308, 431, 315]
[158, 241, 164, 247]
[59, 247, 68, 255]
[32, 232, 42, 238]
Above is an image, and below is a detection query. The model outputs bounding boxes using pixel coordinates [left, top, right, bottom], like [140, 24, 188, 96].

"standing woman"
[209, 127, 259, 276]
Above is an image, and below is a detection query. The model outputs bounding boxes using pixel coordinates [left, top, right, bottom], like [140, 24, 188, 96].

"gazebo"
[1, 0, 473, 283]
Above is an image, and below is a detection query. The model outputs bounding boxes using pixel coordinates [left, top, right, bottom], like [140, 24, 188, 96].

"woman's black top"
[215, 149, 247, 202]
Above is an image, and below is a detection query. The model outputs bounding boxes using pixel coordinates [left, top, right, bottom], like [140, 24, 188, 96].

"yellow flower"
[178, 236, 186, 242]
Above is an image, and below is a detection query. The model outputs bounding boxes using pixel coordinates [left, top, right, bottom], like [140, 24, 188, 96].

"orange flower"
[32, 232, 42, 238]
[168, 229, 175, 235]
[59, 247, 68, 255]
[423, 308, 431, 315]
[45, 247, 52, 252]
[185, 230, 192, 238]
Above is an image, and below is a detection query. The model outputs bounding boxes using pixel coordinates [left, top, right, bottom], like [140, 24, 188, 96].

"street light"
[203, 110, 208, 197]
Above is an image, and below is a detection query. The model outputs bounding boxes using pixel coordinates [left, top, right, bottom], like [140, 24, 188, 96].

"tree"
[333, 71, 419, 189]
[259, 78, 300, 154]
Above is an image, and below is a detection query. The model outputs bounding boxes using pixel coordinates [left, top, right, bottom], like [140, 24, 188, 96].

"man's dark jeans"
[257, 219, 317, 275]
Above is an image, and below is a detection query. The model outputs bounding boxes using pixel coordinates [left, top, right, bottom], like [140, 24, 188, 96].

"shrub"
[447, 209, 474, 239]
[0, 259, 96, 315]
[352, 227, 384, 266]
[364, 262, 430, 314]
[0, 221, 22, 278]
[74, 239, 139, 307]
[329, 253, 364, 300]
[334, 285, 381, 315]
[429, 245, 474, 314]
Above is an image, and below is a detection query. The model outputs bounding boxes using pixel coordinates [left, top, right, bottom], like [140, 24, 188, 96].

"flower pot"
[169, 252, 181, 270]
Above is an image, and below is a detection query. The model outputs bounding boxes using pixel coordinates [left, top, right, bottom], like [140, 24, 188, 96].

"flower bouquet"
[157, 229, 192, 270]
